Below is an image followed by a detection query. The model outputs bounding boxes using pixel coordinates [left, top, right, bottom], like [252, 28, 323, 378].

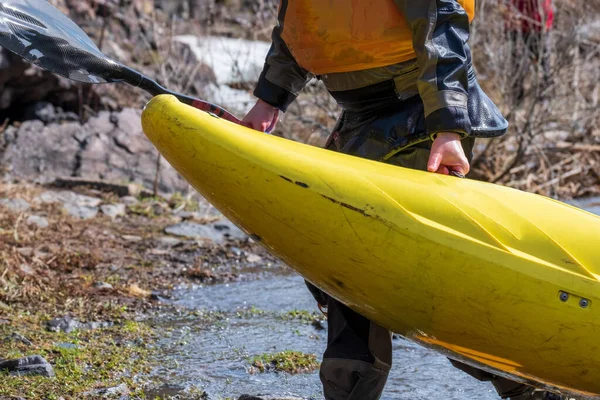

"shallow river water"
[150, 197, 600, 400]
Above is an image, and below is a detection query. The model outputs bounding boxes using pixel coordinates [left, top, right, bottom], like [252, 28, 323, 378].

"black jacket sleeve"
[394, 0, 473, 137]
[253, 4, 313, 112]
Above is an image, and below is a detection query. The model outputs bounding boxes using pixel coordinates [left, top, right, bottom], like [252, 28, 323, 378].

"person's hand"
[427, 132, 470, 176]
[242, 99, 279, 132]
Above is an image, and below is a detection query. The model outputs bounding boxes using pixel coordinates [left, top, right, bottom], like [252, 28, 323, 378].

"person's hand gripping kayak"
[242, 99, 280, 133]
[244, 101, 470, 177]
[427, 132, 470, 176]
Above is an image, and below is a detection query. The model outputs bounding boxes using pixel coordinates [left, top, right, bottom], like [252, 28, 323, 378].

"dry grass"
[470, 0, 600, 199]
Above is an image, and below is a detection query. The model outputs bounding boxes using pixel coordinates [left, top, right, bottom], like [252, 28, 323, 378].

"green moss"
[235, 306, 265, 318]
[250, 350, 320, 374]
[128, 203, 159, 218]
[282, 309, 325, 324]
[168, 192, 199, 212]
[0, 313, 155, 399]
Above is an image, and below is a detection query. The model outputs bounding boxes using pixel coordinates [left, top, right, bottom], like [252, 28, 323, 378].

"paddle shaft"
[120, 65, 278, 134]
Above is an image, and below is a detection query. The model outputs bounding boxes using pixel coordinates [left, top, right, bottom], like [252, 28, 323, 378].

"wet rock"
[46, 317, 114, 333]
[4, 332, 33, 346]
[26, 215, 49, 228]
[101, 203, 126, 219]
[165, 220, 247, 243]
[0, 355, 55, 377]
[144, 383, 188, 399]
[150, 290, 171, 301]
[0, 198, 30, 212]
[186, 267, 238, 284]
[94, 282, 114, 291]
[311, 319, 325, 331]
[84, 383, 129, 397]
[238, 396, 311, 400]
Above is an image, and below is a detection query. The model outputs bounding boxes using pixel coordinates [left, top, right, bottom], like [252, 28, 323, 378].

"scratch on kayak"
[321, 194, 371, 217]
[279, 175, 310, 188]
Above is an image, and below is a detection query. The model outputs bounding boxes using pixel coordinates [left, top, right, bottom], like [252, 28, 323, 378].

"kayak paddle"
[0, 0, 278, 131]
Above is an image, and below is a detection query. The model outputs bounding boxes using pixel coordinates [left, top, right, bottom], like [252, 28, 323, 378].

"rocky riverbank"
[0, 180, 306, 399]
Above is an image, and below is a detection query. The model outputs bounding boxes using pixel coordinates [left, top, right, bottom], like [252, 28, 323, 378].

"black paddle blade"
[0, 0, 125, 83]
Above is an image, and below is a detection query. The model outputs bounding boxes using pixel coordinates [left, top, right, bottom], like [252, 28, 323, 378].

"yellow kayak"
[142, 95, 600, 399]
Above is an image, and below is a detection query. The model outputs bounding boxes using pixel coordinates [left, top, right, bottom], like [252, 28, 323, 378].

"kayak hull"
[142, 95, 600, 398]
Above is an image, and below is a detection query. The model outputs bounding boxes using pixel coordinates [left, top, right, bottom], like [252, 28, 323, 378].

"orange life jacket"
[280, 0, 476, 75]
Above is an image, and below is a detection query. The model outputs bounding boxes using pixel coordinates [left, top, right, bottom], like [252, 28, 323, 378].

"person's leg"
[319, 295, 392, 400]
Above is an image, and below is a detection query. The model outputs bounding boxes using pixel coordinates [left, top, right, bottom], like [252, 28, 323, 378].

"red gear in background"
[509, 0, 554, 32]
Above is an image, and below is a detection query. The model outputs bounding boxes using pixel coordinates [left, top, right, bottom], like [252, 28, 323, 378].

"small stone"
[26, 215, 49, 228]
[63, 204, 98, 220]
[46, 317, 113, 333]
[246, 254, 263, 263]
[122, 235, 142, 242]
[175, 211, 200, 219]
[120, 196, 139, 205]
[46, 317, 81, 333]
[144, 384, 187, 399]
[128, 283, 151, 298]
[311, 319, 326, 331]
[4, 333, 33, 346]
[109, 265, 120, 272]
[16, 247, 34, 257]
[238, 396, 309, 400]
[18, 264, 35, 276]
[54, 342, 79, 350]
[0, 301, 10, 311]
[93, 282, 114, 291]
[0, 355, 55, 377]
[157, 236, 184, 247]
[100, 203, 126, 219]
[84, 383, 129, 397]
[0, 198, 30, 212]
[165, 220, 246, 243]
[83, 321, 114, 330]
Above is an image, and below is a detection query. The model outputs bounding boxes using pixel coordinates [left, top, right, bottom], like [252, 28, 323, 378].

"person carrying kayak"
[243, 1, 564, 399]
